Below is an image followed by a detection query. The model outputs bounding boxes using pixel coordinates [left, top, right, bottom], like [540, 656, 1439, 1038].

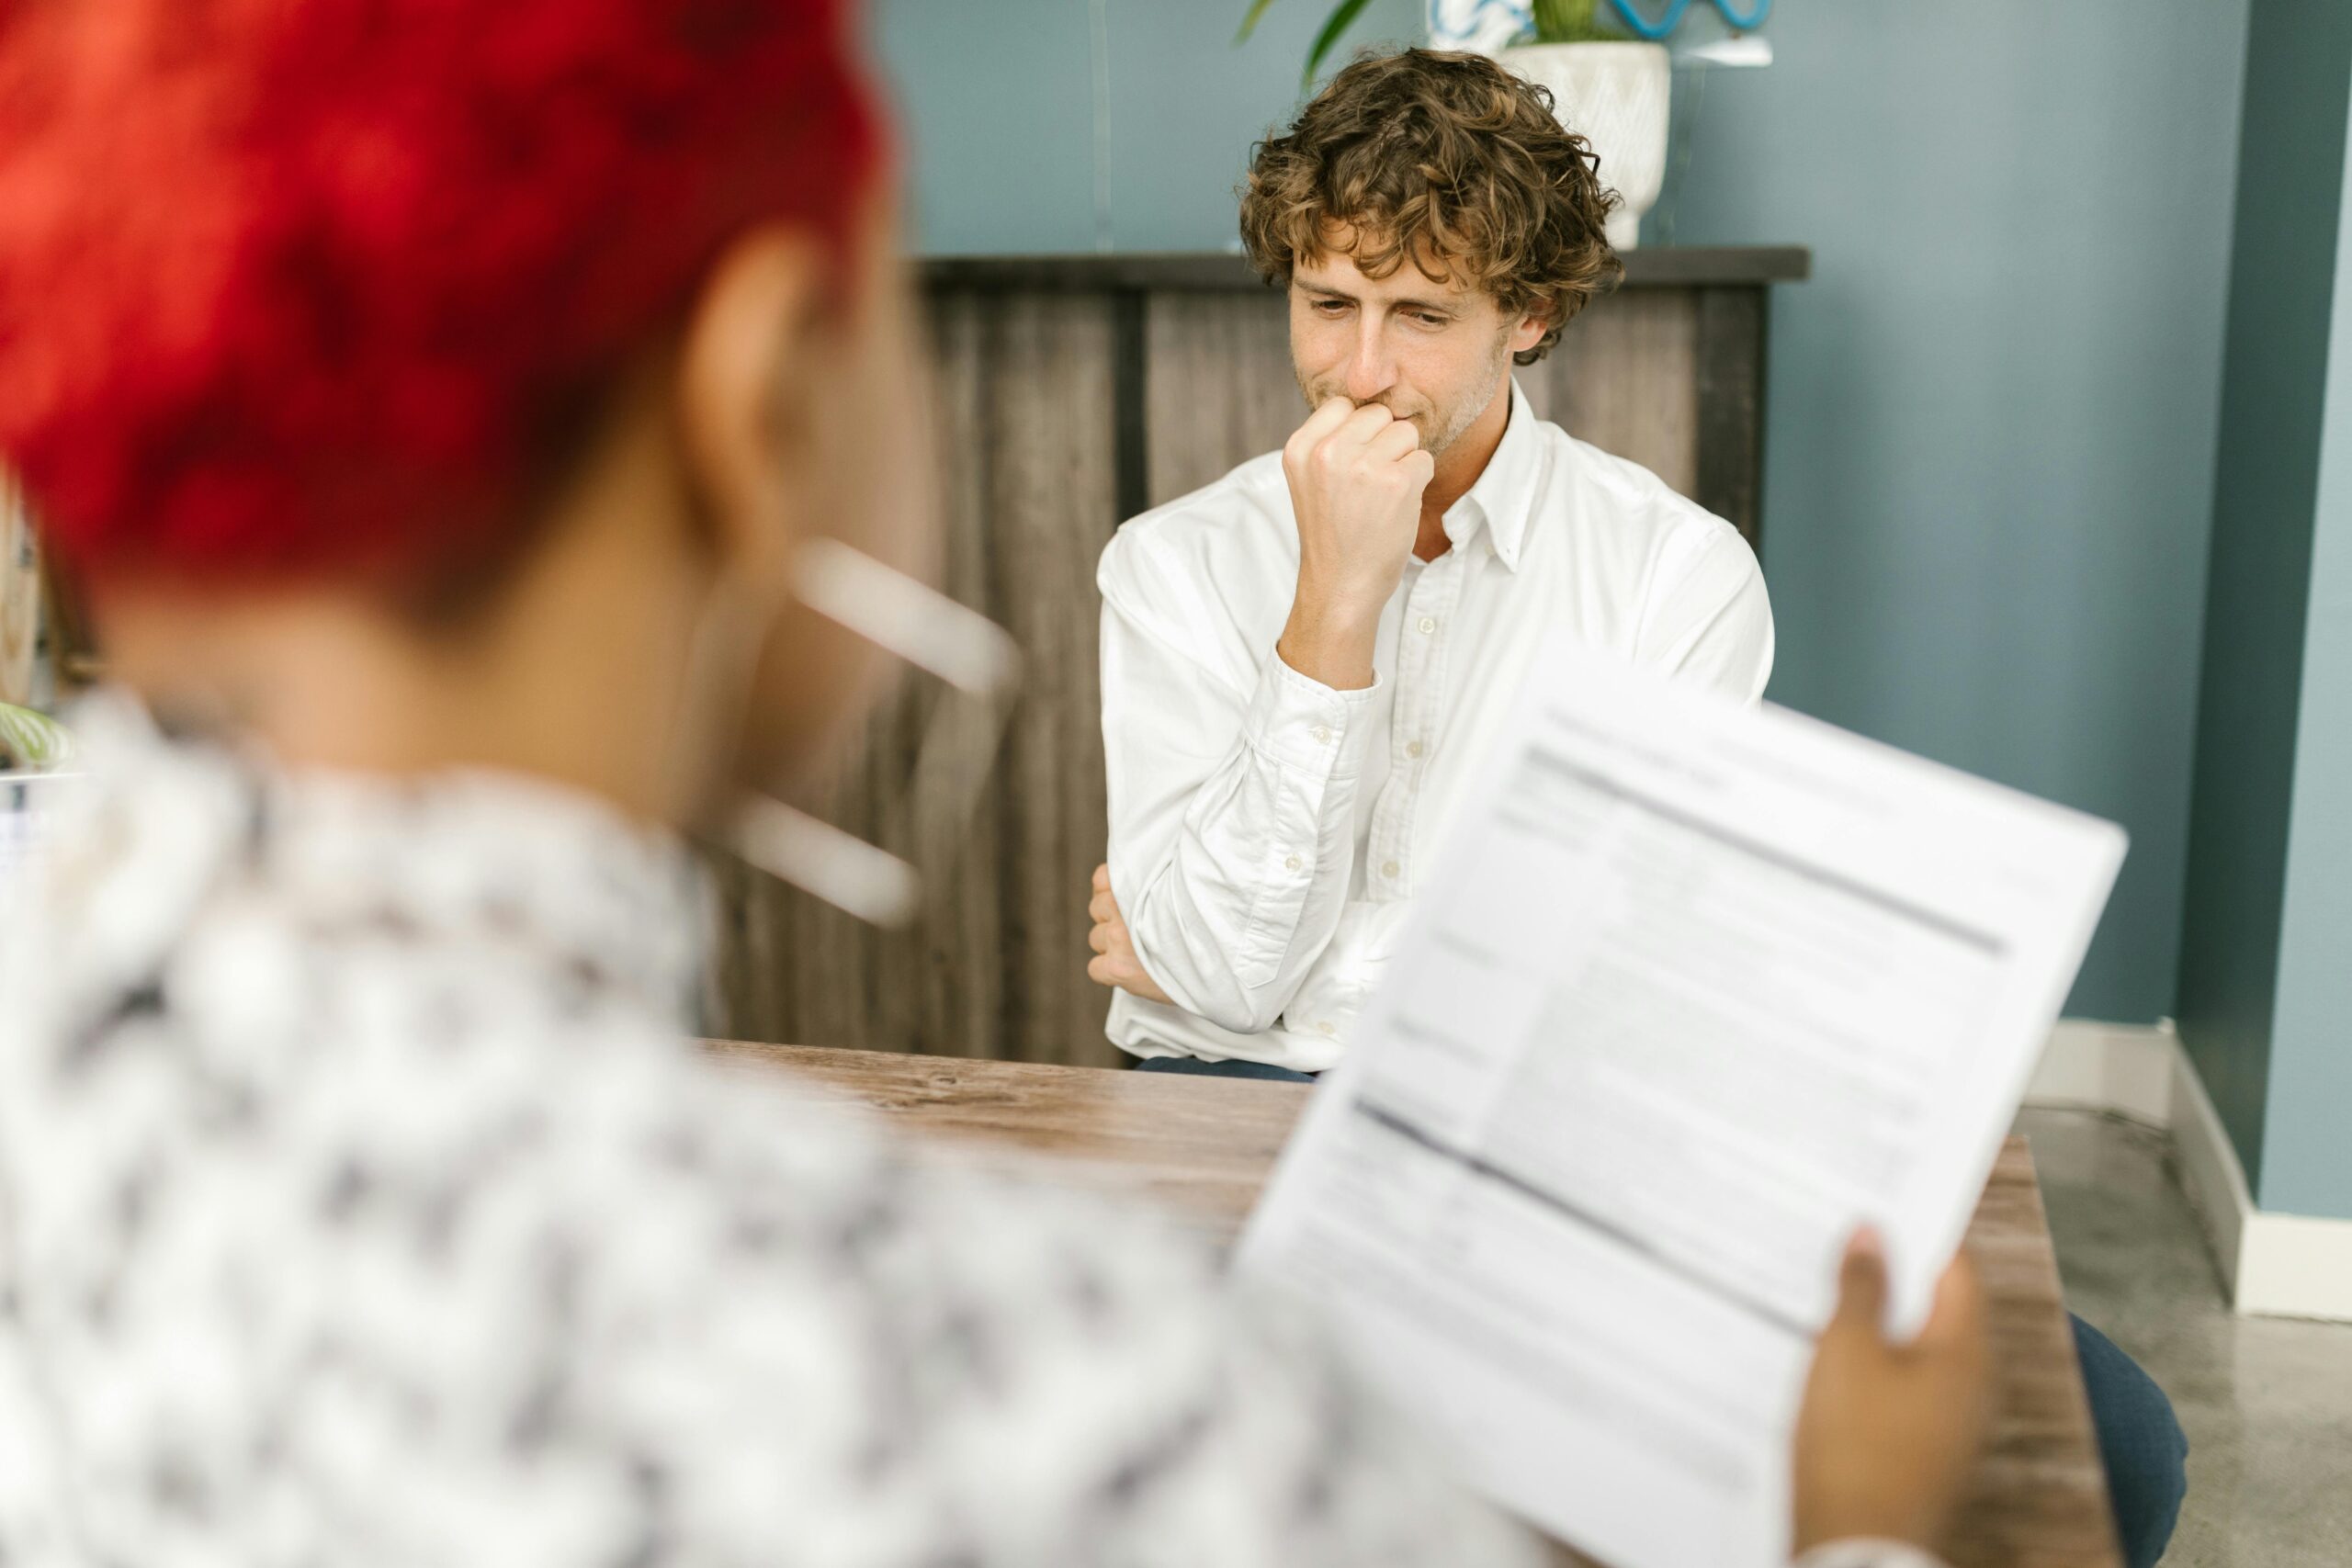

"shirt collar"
[1442, 376, 1544, 573]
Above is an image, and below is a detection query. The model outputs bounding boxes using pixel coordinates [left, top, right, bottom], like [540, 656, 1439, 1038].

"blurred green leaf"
[1302, 0, 1376, 87]
[0, 703, 70, 770]
[1235, 0, 1283, 45]
[1532, 0, 1623, 41]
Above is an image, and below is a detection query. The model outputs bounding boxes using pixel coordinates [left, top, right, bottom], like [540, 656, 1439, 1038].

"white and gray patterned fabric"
[0, 694, 1542, 1568]
[0, 696, 1942, 1568]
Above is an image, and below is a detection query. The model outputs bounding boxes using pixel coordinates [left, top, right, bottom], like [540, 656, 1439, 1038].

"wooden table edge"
[704, 1040, 2120, 1568]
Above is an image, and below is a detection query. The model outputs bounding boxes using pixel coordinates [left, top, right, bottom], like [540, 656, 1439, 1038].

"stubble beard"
[1294, 334, 1512, 463]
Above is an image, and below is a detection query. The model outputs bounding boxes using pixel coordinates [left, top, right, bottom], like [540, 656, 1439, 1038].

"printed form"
[1236, 636, 2124, 1568]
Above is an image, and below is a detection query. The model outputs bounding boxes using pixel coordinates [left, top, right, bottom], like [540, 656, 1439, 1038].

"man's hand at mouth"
[1276, 396, 1432, 691]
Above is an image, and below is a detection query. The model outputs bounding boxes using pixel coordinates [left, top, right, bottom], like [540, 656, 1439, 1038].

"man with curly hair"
[1089, 47, 1771, 1073]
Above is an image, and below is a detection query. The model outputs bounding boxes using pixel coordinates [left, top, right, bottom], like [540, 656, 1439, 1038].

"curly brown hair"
[1238, 47, 1622, 365]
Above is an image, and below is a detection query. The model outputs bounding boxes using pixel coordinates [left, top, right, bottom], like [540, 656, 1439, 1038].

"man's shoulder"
[1547, 424, 1734, 536]
[1537, 423, 1757, 578]
[1098, 451, 1293, 601]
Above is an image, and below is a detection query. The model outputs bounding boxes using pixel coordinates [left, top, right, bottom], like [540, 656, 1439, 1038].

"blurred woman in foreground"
[0, 2, 1987, 1562]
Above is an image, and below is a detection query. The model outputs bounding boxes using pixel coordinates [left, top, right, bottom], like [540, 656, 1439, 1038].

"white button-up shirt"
[1099, 380, 1775, 1073]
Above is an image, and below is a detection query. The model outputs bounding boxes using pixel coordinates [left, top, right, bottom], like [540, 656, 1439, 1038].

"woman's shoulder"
[0, 708, 1533, 1567]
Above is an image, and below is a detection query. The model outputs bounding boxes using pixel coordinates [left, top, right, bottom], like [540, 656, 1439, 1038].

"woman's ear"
[672, 194, 937, 800]
[674, 225, 831, 588]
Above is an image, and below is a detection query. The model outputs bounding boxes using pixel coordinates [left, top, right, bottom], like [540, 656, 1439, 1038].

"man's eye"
[1314, 300, 1348, 314]
[1412, 313, 1448, 328]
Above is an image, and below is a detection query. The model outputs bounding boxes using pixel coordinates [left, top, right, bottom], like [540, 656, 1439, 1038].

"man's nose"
[1341, 325, 1396, 402]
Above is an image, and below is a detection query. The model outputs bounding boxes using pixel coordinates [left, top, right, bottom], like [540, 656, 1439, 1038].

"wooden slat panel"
[1111, 292, 1150, 525]
[1544, 288, 1701, 503]
[712, 270, 1775, 1067]
[1695, 285, 1768, 549]
[707, 291, 1122, 1068]
[1144, 289, 1302, 508]
[983, 293, 1122, 1066]
[914, 293, 1008, 1061]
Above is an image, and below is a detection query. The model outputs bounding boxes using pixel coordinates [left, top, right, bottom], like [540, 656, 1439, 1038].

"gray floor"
[2018, 1107, 2352, 1567]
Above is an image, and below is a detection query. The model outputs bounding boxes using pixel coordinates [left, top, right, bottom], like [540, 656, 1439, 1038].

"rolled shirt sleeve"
[1099, 558, 1377, 1038]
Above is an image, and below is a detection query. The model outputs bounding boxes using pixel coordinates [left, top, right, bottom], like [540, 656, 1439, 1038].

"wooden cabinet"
[706, 248, 1808, 1065]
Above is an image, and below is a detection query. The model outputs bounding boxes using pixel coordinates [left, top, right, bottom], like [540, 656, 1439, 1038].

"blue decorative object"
[1427, 0, 1534, 53]
[1606, 0, 1770, 40]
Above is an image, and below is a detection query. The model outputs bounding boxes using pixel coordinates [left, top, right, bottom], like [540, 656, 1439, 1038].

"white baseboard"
[2023, 1019, 2177, 1125]
[2026, 1020, 2352, 1322]
[2158, 1030, 2254, 1305]
[2238, 1213, 2352, 1323]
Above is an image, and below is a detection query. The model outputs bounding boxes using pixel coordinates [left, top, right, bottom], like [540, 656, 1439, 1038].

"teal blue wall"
[2270, 174, 2352, 1215]
[872, 0, 1423, 254]
[868, 3, 2251, 1024]
[1655, 6, 2246, 1026]
[2178, 0, 2352, 1220]
[872, 0, 1107, 252]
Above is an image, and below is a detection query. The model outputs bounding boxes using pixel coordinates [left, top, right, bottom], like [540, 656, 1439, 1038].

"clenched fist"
[1277, 397, 1434, 691]
[1086, 863, 1172, 1005]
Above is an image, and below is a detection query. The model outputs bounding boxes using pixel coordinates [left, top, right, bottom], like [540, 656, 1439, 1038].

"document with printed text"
[1236, 635, 2125, 1568]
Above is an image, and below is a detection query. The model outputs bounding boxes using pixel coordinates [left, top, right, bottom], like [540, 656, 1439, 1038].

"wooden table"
[709, 1041, 2120, 1568]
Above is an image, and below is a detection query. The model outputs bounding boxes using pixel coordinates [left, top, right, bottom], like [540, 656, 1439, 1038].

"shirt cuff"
[1244, 651, 1381, 776]
[1792, 1540, 1951, 1568]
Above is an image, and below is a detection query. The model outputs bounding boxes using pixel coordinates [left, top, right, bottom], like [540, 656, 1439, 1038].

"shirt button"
[1417, 615, 1438, 635]
[1317, 1021, 1337, 1036]
[1283, 853, 1303, 872]
[1382, 859, 1401, 878]
[1311, 725, 1331, 743]
[1406, 739, 1425, 759]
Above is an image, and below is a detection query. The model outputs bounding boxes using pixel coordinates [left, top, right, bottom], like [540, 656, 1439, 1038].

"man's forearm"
[1120, 780, 1362, 1035]
[1276, 582, 1382, 692]
[1103, 641, 1378, 1034]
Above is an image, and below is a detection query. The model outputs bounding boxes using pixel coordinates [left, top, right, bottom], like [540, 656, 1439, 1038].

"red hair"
[0, 0, 881, 588]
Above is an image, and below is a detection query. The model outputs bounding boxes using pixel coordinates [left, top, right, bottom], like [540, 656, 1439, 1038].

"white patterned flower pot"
[1497, 41, 1671, 250]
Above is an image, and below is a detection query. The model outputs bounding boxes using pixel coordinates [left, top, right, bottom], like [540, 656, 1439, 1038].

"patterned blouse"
[0, 697, 1538, 1567]
[0, 698, 1939, 1568]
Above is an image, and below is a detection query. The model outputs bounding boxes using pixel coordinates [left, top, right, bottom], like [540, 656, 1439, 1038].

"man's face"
[1288, 236, 1547, 457]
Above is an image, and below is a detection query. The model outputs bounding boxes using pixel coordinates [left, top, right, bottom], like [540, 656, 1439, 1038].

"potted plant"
[1238, 0, 1679, 249]
[1496, 1, 1670, 249]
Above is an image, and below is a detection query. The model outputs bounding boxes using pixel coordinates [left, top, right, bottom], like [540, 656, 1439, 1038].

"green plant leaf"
[1234, 0, 1283, 45]
[1531, 0, 1623, 42]
[1302, 0, 1375, 88]
[0, 703, 71, 770]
